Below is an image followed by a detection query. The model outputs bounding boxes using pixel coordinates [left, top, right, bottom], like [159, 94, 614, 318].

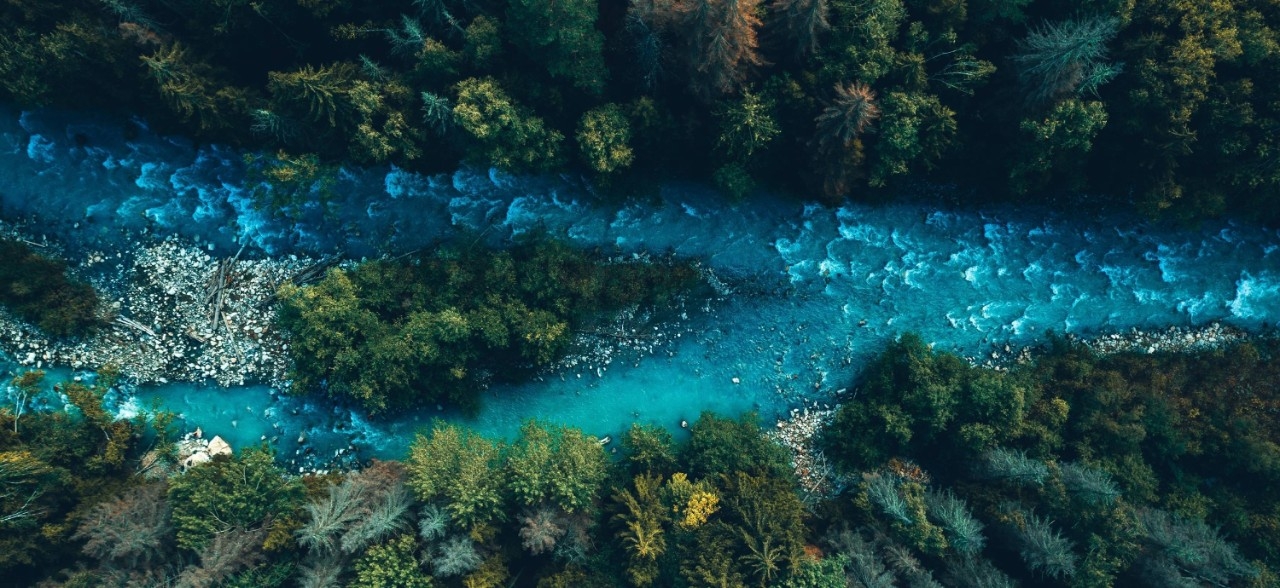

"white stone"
[183, 451, 211, 471]
[207, 436, 232, 457]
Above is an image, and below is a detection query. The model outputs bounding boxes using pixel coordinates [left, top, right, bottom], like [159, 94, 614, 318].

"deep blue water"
[2, 106, 1279, 464]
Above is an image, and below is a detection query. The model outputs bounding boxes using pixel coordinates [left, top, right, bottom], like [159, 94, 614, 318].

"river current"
[2, 107, 1279, 463]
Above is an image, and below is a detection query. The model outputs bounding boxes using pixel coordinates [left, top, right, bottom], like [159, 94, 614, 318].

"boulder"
[182, 451, 211, 471]
[207, 436, 232, 457]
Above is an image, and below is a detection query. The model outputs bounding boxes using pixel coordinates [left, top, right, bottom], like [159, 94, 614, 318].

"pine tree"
[267, 63, 358, 127]
[420, 91, 453, 134]
[1013, 16, 1122, 104]
[432, 535, 482, 577]
[418, 504, 449, 542]
[815, 82, 879, 148]
[1016, 512, 1076, 580]
[175, 527, 266, 588]
[771, 0, 829, 57]
[924, 489, 984, 556]
[297, 478, 364, 555]
[73, 481, 172, 568]
[715, 91, 780, 161]
[341, 482, 412, 554]
[297, 556, 343, 588]
[1136, 508, 1257, 586]
[688, 0, 765, 98]
[1058, 461, 1121, 506]
[978, 447, 1048, 487]
[518, 506, 567, 555]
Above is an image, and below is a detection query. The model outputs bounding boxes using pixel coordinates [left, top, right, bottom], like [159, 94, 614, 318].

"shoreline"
[4, 224, 1277, 480]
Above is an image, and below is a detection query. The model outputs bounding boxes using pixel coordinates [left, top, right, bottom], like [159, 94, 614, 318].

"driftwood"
[255, 256, 339, 309]
[114, 316, 157, 338]
[289, 256, 339, 287]
[205, 246, 245, 331]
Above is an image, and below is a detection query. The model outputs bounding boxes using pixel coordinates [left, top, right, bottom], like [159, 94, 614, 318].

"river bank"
[3, 216, 1277, 479]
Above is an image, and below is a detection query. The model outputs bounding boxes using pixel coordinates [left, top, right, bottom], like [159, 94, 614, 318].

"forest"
[3, 335, 1278, 587]
[0, 239, 101, 338]
[275, 237, 699, 413]
[1, 0, 1278, 223]
[4, 0, 1280, 585]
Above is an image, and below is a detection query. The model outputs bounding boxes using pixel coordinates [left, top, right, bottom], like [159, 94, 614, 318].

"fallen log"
[114, 316, 157, 338]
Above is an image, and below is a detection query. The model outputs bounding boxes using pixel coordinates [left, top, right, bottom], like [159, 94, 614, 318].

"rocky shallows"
[0, 229, 313, 388]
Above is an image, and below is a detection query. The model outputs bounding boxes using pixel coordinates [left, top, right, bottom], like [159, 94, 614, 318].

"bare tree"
[74, 481, 173, 568]
[174, 526, 266, 588]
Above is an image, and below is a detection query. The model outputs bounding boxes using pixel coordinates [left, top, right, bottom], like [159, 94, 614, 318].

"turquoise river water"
[2, 107, 1279, 464]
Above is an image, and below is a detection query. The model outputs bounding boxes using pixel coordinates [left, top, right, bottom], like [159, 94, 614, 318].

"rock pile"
[1076, 321, 1251, 356]
[176, 430, 234, 472]
[770, 407, 844, 506]
[0, 234, 317, 388]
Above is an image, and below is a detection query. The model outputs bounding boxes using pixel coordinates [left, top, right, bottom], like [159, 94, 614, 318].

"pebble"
[0, 233, 313, 389]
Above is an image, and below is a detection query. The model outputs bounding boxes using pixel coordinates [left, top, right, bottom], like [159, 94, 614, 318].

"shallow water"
[2, 106, 1279, 463]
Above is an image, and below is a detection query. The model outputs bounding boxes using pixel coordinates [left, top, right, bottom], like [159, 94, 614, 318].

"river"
[2, 106, 1278, 466]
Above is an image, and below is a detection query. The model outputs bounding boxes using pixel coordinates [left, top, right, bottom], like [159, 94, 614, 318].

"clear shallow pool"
[3, 106, 1279, 463]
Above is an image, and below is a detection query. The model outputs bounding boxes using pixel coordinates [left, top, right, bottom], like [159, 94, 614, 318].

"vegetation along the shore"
[0, 239, 101, 338]
[276, 237, 700, 414]
[2, 0, 1279, 223]
[3, 335, 1278, 586]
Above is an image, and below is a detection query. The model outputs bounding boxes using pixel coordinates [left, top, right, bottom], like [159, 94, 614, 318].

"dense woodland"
[276, 238, 699, 413]
[2, 0, 1279, 222]
[5, 0, 1280, 585]
[0, 239, 101, 337]
[3, 336, 1279, 586]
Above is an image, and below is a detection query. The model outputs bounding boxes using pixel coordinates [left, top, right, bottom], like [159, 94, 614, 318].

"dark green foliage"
[780, 553, 848, 588]
[353, 534, 433, 588]
[505, 421, 609, 513]
[0, 0, 1273, 221]
[713, 162, 757, 200]
[684, 412, 791, 479]
[824, 333, 968, 469]
[1009, 98, 1110, 195]
[13, 330, 1280, 586]
[278, 238, 697, 413]
[1012, 16, 1123, 104]
[0, 370, 160, 584]
[621, 423, 678, 475]
[1014, 511, 1077, 580]
[0, 239, 100, 337]
[167, 447, 303, 552]
[504, 0, 607, 93]
[823, 335, 1280, 586]
[1136, 507, 1257, 586]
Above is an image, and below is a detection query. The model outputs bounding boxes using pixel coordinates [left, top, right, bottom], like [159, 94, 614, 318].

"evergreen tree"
[505, 0, 607, 93]
[1013, 16, 1122, 104]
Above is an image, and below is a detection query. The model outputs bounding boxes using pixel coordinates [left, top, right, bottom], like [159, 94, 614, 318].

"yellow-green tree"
[577, 104, 635, 175]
